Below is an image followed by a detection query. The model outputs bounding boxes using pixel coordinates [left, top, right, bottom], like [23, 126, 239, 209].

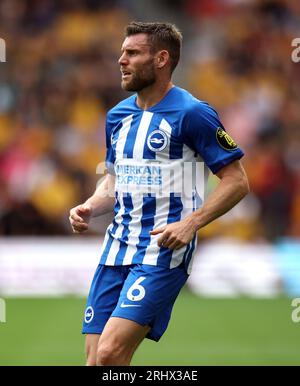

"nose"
[118, 52, 128, 66]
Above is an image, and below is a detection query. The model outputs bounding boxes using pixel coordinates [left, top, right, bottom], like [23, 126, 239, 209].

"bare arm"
[85, 173, 116, 218]
[188, 160, 249, 231]
[69, 173, 116, 233]
[150, 160, 249, 249]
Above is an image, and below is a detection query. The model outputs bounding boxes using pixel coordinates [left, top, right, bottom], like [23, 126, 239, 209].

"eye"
[127, 50, 138, 56]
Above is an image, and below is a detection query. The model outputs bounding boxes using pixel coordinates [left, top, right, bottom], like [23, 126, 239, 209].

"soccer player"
[69, 22, 249, 366]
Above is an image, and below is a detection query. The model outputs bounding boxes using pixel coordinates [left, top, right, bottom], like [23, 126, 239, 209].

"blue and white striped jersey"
[99, 86, 244, 273]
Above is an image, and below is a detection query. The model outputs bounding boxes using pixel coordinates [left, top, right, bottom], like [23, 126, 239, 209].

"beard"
[121, 60, 156, 92]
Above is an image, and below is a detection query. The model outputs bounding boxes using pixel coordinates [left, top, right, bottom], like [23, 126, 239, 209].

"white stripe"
[132, 111, 153, 159]
[187, 239, 197, 274]
[142, 196, 170, 265]
[122, 193, 143, 265]
[105, 238, 121, 265]
[115, 114, 133, 161]
[155, 118, 172, 162]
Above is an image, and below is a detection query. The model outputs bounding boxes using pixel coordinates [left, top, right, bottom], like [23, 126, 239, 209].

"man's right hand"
[69, 204, 93, 233]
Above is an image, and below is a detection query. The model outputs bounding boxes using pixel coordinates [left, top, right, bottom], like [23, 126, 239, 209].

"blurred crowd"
[0, 0, 129, 234]
[0, 0, 299, 241]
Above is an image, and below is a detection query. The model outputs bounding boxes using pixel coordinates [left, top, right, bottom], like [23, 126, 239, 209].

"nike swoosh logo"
[120, 302, 141, 308]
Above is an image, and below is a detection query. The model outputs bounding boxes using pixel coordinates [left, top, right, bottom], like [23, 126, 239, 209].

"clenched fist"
[69, 204, 93, 233]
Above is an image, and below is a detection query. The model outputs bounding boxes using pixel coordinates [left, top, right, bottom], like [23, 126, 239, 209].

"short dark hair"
[125, 21, 182, 74]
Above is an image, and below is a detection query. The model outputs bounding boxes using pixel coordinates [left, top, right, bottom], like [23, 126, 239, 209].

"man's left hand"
[150, 218, 197, 250]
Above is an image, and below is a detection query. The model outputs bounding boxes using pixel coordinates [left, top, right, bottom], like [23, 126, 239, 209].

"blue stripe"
[108, 192, 122, 237]
[184, 191, 197, 270]
[108, 121, 122, 165]
[182, 240, 192, 268]
[132, 194, 156, 262]
[156, 193, 183, 267]
[166, 114, 184, 159]
[99, 193, 120, 264]
[184, 235, 196, 271]
[99, 234, 114, 265]
[122, 114, 139, 158]
[169, 132, 183, 159]
[114, 193, 134, 265]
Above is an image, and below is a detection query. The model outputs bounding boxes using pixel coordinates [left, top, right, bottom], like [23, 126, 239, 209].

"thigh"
[82, 264, 130, 334]
[111, 264, 189, 341]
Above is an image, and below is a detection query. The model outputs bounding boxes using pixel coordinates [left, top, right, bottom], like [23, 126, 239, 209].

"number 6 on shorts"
[127, 276, 146, 301]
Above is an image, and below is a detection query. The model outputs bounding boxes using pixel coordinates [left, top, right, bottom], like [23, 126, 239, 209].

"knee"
[96, 342, 128, 366]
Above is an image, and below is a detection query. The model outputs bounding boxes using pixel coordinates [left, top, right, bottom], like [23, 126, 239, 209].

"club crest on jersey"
[147, 129, 169, 152]
[216, 127, 238, 151]
[84, 306, 94, 323]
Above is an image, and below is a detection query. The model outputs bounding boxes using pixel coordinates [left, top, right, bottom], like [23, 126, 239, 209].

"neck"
[136, 79, 174, 110]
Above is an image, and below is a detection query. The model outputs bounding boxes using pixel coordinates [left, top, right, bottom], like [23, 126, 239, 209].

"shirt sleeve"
[105, 114, 116, 175]
[182, 102, 244, 174]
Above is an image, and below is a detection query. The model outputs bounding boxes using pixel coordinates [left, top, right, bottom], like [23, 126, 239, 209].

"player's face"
[119, 34, 156, 92]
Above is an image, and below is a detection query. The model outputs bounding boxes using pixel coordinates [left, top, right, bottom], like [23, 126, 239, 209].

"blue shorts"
[82, 263, 189, 341]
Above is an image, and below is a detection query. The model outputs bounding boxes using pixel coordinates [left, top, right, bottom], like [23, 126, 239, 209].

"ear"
[156, 50, 169, 69]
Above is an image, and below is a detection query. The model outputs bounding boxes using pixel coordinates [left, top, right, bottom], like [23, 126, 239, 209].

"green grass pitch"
[0, 289, 300, 365]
